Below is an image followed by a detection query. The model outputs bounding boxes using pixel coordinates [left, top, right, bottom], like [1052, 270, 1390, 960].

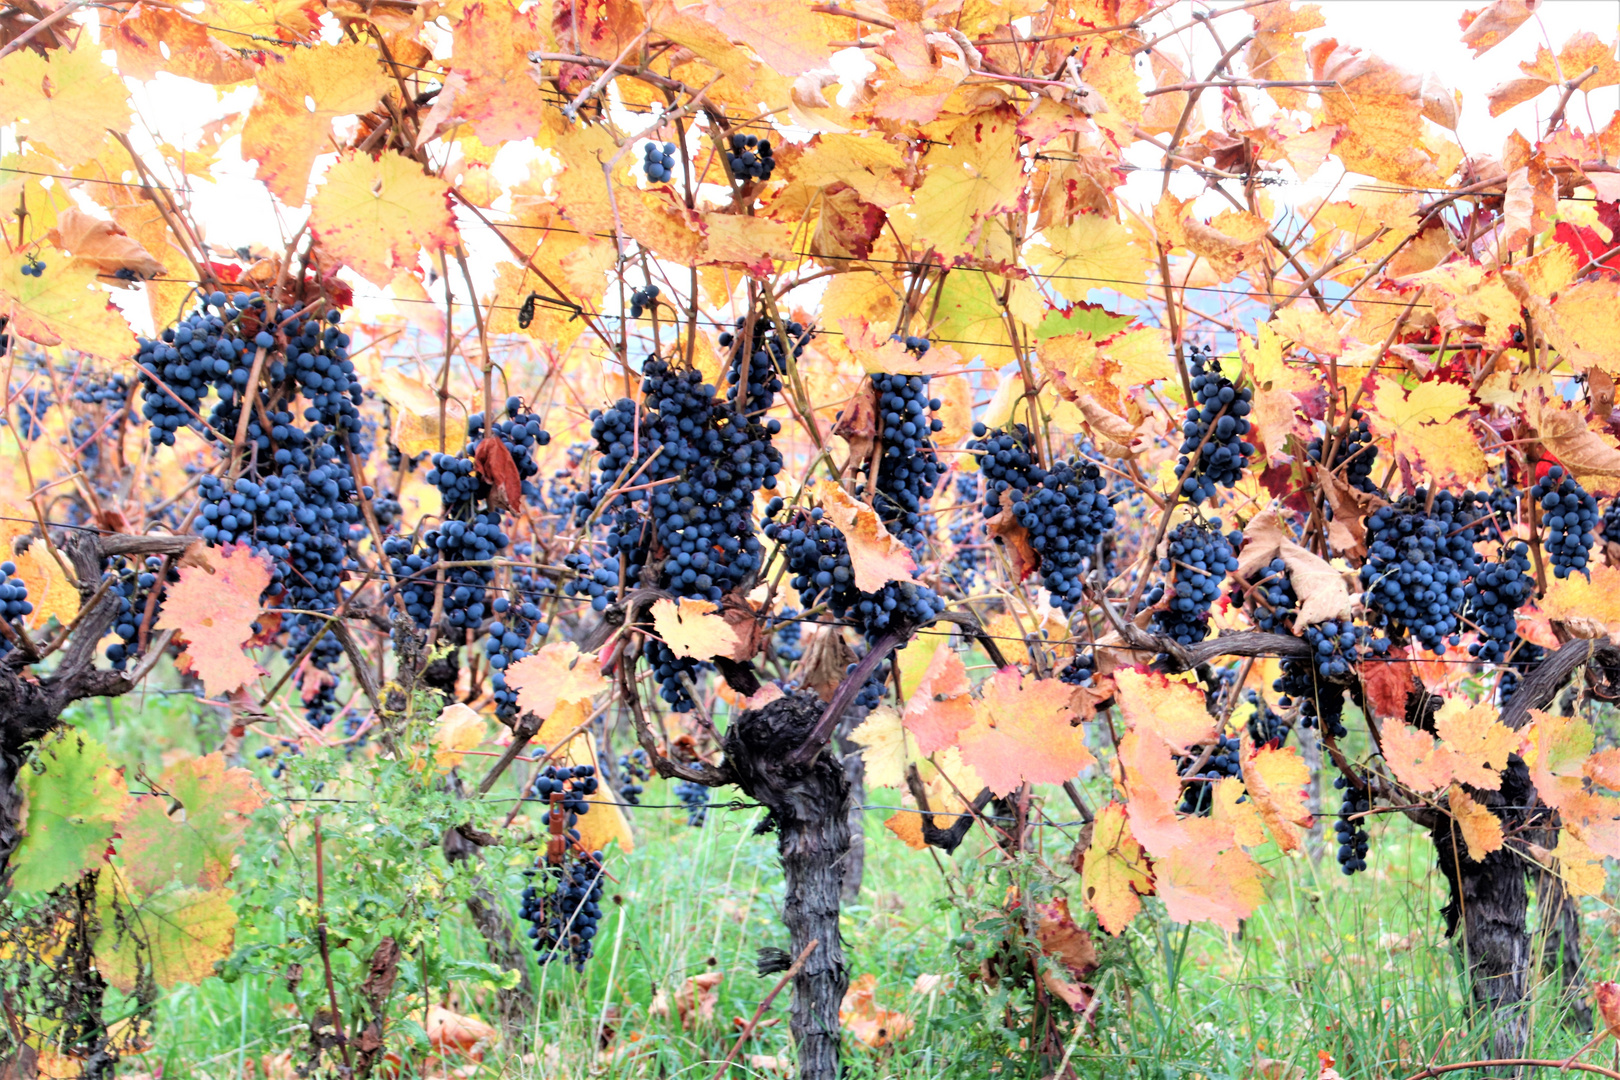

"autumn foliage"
[0, 0, 1616, 1075]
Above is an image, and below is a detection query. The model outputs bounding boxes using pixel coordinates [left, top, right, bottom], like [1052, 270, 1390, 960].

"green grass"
[48, 689, 1620, 1079]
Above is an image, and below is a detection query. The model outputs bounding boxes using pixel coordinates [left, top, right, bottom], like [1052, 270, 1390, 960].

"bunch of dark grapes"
[764, 504, 946, 640]
[642, 140, 677, 183]
[1601, 496, 1620, 548]
[0, 562, 31, 657]
[1010, 454, 1115, 613]
[486, 592, 547, 722]
[287, 623, 344, 729]
[422, 513, 505, 631]
[472, 398, 552, 506]
[1532, 465, 1597, 579]
[520, 845, 606, 969]
[718, 314, 808, 417]
[1359, 490, 1484, 654]
[724, 132, 775, 181]
[1486, 478, 1519, 540]
[1058, 649, 1096, 686]
[674, 779, 710, 827]
[103, 557, 168, 670]
[1243, 557, 1296, 633]
[134, 292, 259, 446]
[426, 452, 480, 517]
[967, 423, 1040, 516]
[384, 536, 436, 628]
[764, 503, 946, 710]
[863, 373, 945, 552]
[617, 749, 649, 805]
[1465, 542, 1534, 665]
[1174, 346, 1254, 505]
[628, 284, 659, 318]
[1273, 620, 1361, 741]
[1177, 734, 1242, 815]
[1245, 690, 1290, 748]
[278, 309, 363, 445]
[531, 763, 598, 831]
[16, 387, 51, 440]
[19, 256, 44, 277]
[1306, 410, 1378, 493]
[572, 359, 780, 710]
[1147, 519, 1238, 646]
[1333, 776, 1370, 876]
[946, 471, 986, 586]
[770, 609, 804, 664]
[72, 373, 130, 440]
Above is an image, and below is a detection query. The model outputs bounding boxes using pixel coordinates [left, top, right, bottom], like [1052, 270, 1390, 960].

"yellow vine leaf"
[1433, 697, 1515, 790]
[1447, 785, 1505, 862]
[1112, 668, 1214, 752]
[1079, 802, 1154, 935]
[240, 42, 393, 203]
[0, 257, 136, 360]
[910, 108, 1024, 258]
[429, 703, 489, 772]
[308, 150, 458, 286]
[95, 869, 238, 993]
[507, 642, 610, 721]
[0, 46, 131, 166]
[1029, 213, 1151, 302]
[651, 597, 743, 662]
[1154, 817, 1266, 933]
[1240, 740, 1314, 852]
[1369, 377, 1487, 485]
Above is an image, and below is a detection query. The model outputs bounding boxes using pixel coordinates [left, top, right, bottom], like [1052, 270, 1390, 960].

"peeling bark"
[723, 692, 849, 1080]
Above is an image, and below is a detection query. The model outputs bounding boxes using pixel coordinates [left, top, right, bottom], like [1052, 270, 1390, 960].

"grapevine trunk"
[723, 692, 850, 1080]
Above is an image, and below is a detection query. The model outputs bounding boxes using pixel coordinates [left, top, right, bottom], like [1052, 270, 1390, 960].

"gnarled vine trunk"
[723, 692, 850, 1080]
[1431, 759, 1535, 1061]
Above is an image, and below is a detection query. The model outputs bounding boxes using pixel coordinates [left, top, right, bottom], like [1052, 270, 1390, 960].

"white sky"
[104, 0, 1620, 334]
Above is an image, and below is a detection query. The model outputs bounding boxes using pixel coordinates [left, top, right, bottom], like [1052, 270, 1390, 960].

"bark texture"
[723, 692, 850, 1080]
[1432, 756, 1535, 1061]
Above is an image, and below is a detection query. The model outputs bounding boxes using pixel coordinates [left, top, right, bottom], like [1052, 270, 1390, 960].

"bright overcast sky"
[107, 0, 1620, 333]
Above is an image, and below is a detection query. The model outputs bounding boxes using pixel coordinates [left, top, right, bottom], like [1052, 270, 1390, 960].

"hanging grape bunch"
[641, 140, 677, 183]
[1334, 775, 1371, 876]
[519, 765, 607, 971]
[865, 370, 945, 553]
[1531, 463, 1597, 579]
[617, 749, 649, 805]
[717, 313, 807, 417]
[629, 284, 659, 318]
[19, 255, 44, 278]
[1359, 490, 1484, 655]
[1465, 542, 1534, 665]
[723, 131, 775, 181]
[1177, 734, 1242, 815]
[1174, 346, 1254, 505]
[675, 779, 710, 828]
[1147, 518, 1238, 646]
[0, 563, 31, 658]
[967, 422, 1041, 516]
[1306, 409, 1379, 493]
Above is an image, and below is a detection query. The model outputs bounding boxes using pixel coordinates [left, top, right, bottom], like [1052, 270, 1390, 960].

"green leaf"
[10, 732, 129, 894]
[115, 752, 264, 892]
[1034, 303, 1133, 340]
[95, 871, 238, 992]
[931, 273, 1014, 364]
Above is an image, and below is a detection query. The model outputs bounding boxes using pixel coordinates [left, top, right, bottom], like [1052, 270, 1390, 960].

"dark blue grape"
[1532, 465, 1597, 579]
[1173, 345, 1254, 505]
